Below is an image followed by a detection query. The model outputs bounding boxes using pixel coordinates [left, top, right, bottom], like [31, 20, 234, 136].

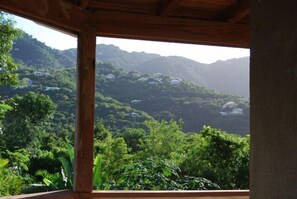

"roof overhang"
[0, 0, 250, 48]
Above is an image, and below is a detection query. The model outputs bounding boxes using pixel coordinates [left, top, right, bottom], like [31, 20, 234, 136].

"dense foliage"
[0, 113, 249, 196]
[1, 92, 56, 151]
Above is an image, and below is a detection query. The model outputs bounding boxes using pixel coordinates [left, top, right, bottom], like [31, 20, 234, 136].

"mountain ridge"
[12, 33, 250, 97]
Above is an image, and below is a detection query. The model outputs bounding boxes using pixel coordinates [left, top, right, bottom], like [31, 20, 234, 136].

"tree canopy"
[0, 12, 22, 86]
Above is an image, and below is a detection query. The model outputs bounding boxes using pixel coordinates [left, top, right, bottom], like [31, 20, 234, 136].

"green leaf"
[93, 154, 106, 189]
[0, 158, 9, 168]
[43, 178, 58, 190]
[58, 156, 73, 186]
[66, 143, 74, 168]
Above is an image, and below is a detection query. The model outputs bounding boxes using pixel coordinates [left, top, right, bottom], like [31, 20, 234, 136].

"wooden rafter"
[227, 0, 249, 23]
[85, 11, 250, 48]
[157, 0, 181, 16]
[0, 0, 82, 34]
[215, 0, 249, 24]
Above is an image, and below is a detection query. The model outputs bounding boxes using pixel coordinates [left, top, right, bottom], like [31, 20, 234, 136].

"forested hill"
[11, 33, 74, 69]
[12, 33, 250, 97]
[96, 64, 249, 135]
[2, 61, 249, 135]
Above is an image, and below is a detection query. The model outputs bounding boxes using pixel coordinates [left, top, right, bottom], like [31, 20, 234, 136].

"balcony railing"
[1, 190, 249, 199]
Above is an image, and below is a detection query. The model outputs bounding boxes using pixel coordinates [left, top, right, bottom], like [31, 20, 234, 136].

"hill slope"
[203, 58, 249, 97]
[133, 56, 207, 86]
[96, 63, 249, 134]
[11, 33, 75, 69]
[1, 66, 152, 133]
[2, 63, 249, 135]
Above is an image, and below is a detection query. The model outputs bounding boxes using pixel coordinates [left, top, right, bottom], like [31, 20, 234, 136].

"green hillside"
[11, 33, 75, 69]
[96, 63, 249, 134]
[1, 63, 249, 135]
[0, 67, 152, 134]
[133, 56, 207, 86]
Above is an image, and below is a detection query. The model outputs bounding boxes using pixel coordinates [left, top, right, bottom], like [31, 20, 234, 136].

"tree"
[138, 120, 185, 164]
[94, 126, 132, 176]
[0, 12, 22, 86]
[180, 126, 249, 189]
[0, 12, 22, 146]
[1, 92, 56, 151]
[120, 128, 146, 152]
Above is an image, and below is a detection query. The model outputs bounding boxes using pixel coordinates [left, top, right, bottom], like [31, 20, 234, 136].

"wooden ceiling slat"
[88, 0, 155, 14]
[227, 0, 249, 23]
[170, 6, 222, 20]
[85, 11, 249, 48]
[180, 0, 236, 9]
[80, 0, 91, 10]
[158, 0, 181, 16]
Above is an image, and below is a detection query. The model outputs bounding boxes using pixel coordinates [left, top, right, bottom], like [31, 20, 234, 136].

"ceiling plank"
[227, 0, 249, 23]
[86, 11, 250, 48]
[158, 0, 181, 16]
[0, 0, 83, 34]
[80, 0, 91, 10]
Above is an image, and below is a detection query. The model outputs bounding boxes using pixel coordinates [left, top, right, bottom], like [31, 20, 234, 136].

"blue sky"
[14, 15, 250, 64]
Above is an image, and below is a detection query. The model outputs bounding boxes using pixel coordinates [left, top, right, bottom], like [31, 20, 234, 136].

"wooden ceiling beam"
[157, 0, 181, 16]
[215, 0, 249, 24]
[0, 0, 83, 34]
[85, 11, 250, 48]
[227, 0, 249, 23]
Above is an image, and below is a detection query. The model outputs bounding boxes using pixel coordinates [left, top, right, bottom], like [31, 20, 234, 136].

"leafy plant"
[112, 158, 180, 190]
[54, 143, 109, 189]
[58, 143, 74, 188]
[0, 158, 25, 196]
[93, 154, 108, 190]
[111, 158, 219, 190]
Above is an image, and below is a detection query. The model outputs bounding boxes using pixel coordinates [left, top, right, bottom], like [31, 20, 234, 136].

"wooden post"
[74, 31, 96, 193]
